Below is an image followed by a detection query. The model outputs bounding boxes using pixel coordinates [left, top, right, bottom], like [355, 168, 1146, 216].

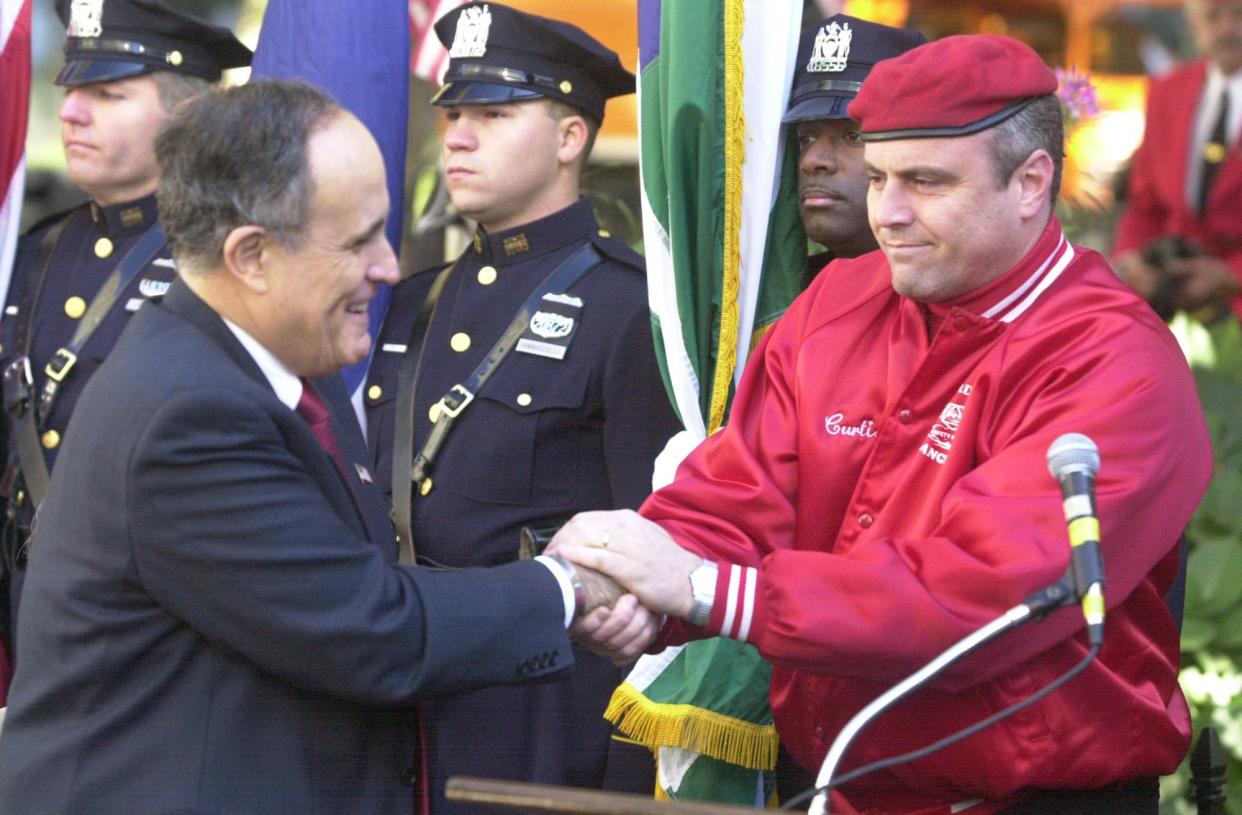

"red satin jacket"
[648, 219, 1212, 814]
[1114, 59, 1242, 317]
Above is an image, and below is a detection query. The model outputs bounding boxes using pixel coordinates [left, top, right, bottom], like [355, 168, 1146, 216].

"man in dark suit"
[0, 80, 652, 815]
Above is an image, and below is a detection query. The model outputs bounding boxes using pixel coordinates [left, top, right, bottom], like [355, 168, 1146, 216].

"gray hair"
[151, 71, 212, 113]
[155, 80, 342, 270]
[986, 94, 1064, 202]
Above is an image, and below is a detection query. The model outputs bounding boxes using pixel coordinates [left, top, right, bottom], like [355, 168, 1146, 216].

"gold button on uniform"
[597, 229, 611, 238]
[64, 296, 87, 319]
[42, 429, 61, 449]
[477, 266, 498, 285]
[516, 393, 533, 407]
[367, 385, 383, 401]
[420, 478, 434, 496]
[450, 332, 471, 353]
[429, 403, 442, 423]
[94, 237, 114, 258]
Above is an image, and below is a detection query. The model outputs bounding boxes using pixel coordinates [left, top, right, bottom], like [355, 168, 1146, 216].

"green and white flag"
[607, 0, 806, 806]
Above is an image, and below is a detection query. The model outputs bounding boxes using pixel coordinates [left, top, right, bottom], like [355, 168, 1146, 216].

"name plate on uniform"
[516, 293, 583, 360]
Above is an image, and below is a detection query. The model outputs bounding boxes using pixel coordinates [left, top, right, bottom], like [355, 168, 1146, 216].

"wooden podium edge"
[446, 776, 766, 814]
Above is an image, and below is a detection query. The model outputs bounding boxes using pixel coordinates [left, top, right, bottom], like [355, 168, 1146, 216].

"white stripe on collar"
[979, 232, 1075, 324]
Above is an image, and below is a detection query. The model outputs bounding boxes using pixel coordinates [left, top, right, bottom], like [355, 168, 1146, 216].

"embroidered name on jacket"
[920, 384, 972, 465]
[824, 412, 877, 439]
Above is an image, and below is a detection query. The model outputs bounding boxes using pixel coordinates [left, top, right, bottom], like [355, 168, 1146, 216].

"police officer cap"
[784, 15, 926, 124]
[431, 2, 634, 123]
[55, 0, 252, 87]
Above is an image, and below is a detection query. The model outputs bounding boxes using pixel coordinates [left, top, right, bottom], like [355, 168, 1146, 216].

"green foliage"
[1161, 316, 1242, 815]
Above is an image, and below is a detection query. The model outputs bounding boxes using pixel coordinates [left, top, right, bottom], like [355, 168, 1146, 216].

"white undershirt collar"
[221, 317, 302, 410]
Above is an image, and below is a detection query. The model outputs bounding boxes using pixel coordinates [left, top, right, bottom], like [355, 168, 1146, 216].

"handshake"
[534, 510, 706, 664]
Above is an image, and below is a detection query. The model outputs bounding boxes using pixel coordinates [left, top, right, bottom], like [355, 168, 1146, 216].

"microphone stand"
[807, 581, 1077, 815]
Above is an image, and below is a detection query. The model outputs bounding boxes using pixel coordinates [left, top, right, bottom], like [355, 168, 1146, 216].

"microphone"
[1046, 433, 1105, 646]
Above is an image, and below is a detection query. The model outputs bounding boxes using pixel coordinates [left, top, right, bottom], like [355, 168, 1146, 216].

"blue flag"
[251, 0, 410, 391]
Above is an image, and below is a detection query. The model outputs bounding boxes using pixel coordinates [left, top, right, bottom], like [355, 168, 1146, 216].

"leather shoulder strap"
[390, 262, 456, 565]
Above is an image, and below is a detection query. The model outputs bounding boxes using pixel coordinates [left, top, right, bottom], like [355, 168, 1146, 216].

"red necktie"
[296, 378, 347, 475]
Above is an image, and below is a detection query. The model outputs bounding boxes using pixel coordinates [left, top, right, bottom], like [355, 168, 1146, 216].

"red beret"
[848, 34, 1058, 141]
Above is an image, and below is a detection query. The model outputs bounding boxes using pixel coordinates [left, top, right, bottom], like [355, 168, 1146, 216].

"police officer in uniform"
[363, 3, 680, 811]
[0, 0, 251, 660]
[784, 15, 925, 277]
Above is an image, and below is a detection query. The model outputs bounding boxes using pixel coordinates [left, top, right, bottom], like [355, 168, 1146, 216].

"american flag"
[0, 0, 29, 313]
[409, 0, 466, 83]
[0, 0, 30, 704]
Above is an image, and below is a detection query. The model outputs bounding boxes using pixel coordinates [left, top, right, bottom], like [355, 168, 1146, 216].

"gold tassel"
[604, 682, 778, 771]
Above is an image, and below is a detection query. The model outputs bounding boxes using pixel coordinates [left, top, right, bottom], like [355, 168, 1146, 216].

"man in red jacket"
[555, 34, 1212, 815]
[1114, 0, 1242, 319]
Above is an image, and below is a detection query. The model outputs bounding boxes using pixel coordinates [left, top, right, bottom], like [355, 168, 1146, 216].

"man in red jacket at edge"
[551, 34, 1212, 815]
[1113, 0, 1242, 320]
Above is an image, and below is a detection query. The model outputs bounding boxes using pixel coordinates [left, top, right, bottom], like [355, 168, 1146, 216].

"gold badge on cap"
[68, 0, 104, 38]
[449, 4, 493, 59]
[167, 50, 184, 67]
[808, 21, 852, 73]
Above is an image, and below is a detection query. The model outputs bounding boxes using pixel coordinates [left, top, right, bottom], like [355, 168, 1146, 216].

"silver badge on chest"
[68, 0, 104, 38]
[807, 21, 852, 73]
[138, 278, 171, 298]
[516, 292, 584, 360]
[449, 4, 492, 59]
[529, 311, 574, 340]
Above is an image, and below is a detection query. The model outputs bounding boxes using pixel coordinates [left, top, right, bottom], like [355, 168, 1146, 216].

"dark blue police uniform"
[0, 200, 176, 637]
[366, 199, 680, 813]
[363, 6, 678, 810]
[0, 0, 250, 658]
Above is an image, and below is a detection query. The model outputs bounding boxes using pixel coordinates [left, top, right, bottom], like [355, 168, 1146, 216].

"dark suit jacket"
[1114, 59, 1242, 313]
[0, 280, 572, 814]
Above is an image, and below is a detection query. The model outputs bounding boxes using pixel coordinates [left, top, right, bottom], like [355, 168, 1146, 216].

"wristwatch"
[685, 560, 718, 626]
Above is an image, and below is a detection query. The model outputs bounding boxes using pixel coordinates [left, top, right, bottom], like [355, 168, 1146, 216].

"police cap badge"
[55, 0, 252, 87]
[783, 14, 926, 124]
[431, 1, 634, 123]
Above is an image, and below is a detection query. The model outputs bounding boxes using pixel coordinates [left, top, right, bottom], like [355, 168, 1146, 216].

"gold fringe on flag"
[708, 0, 746, 435]
[604, 681, 779, 772]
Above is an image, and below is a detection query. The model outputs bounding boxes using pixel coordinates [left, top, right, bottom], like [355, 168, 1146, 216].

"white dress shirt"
[1185, 63, 1242, 208]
